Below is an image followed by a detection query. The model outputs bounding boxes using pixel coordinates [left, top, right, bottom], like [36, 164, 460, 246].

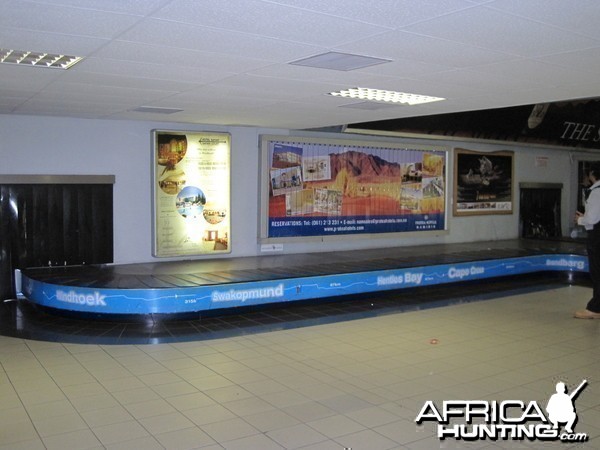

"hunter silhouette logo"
[415, 379, 589, 442]
[546, 380, 587, 435]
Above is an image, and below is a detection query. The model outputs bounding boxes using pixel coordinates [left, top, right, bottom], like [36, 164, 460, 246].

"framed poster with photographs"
[453, 148, 514, 216]
[260, 135, 448, 240]
[152, 130, 231, 257]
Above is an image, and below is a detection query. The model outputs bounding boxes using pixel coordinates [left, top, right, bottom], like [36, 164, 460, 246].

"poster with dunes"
[262, 136, 447, 238]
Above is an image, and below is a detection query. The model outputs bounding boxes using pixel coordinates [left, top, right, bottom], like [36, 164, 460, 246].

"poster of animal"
[454, 149, 513, 215]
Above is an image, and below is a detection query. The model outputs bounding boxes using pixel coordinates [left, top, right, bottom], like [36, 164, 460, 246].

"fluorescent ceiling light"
[290, 52, 390, 71]
[0, 48, 83, 69]
[329, 87, 445, 105]
[339, 101, 403, 110]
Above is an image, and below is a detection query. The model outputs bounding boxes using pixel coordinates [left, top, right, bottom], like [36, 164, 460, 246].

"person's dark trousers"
[586, 226, 600, 312]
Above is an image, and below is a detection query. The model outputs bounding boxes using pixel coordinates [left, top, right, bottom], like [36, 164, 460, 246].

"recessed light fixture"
[0, 48, 83, 69]
[329, 87, 445, 105]
[339, 101, 403, 110]
[290, 52, 391, 71]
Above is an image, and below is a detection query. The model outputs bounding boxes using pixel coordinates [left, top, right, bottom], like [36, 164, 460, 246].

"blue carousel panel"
[21, 253, 588, 315]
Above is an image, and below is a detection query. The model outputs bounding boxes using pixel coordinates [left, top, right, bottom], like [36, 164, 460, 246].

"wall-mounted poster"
[153, 130, 230, 257]
[260, 136, 448, 239]
[453, 148, 513, 216]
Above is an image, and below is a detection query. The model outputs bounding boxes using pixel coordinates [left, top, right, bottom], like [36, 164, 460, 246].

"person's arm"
[578, 189, 600, 227]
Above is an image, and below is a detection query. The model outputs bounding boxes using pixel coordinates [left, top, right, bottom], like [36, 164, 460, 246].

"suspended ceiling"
[2, 0, 600, 130]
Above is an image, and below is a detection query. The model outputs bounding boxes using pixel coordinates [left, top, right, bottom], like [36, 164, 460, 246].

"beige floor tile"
[41, 429, 102, 450]
[335, 429, 398, 450]
[165, 391, 216, 411]
[345, 405, 401, 428]
[222, 433, 284, 450]
[111, 386, 161, 405]
[202, 417, 260, 443]
[242, 408, 301, 432]
[0, 405, 31, 425]
[187, 373, 235, 391]
[183, 403, 237, 426]
[204, 384, 254, 403]
[70, 393, 121, 413]
[138, 411, 195, 435]
[124, 397, 177, 419]
[80, 405, 135, 427]
[240, 378, 289, 396]
[61, 381, 108, 399]
[0, 438, 46, 450]
[0, 420, 39, 446]
[307, 414, 366, 438]
[0, 391, 23, 410]
[138, 371, 183, 386]
[283, 401, 338, 422]
[1, 285, 598, 449]
[266, 423, 329, 449]
[151, 380, 198, 398]
[32, 412, 89, 437]
[221, 395, 276, 416]
[261, 389, 312, 408]
[154, 426, 217, 449]
[51, 371, 98, 387]
[99, 375, 147, 392]
[91, 420, 149, 446]
[18, 387, 66, 407]
[104, 435, 164, 450]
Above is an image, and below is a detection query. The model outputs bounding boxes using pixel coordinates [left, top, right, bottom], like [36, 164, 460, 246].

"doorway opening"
[519, 183, 562, 239]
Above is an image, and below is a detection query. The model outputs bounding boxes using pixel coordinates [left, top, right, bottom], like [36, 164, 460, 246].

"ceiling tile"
[0, 1, 143, 38]
[486, 0, 600, 40]
[92, 41, 275, 73]
[0, 27, 109, 56]
[153, 0, 391, 46]
[336, 30, 517, 69]
[1, 1, 600, 130]
[118, 18, 322, 61]
[263, 0, 475, 28]
[25, 0, 172, 15]
[402, 6, 600, 57]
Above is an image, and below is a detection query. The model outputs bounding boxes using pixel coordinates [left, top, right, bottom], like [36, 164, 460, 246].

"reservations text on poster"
[263, 137, 447, 238]
[153, 131, 230, 257]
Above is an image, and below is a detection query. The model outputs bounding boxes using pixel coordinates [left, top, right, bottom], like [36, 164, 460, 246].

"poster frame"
[152, 129, 231, 257]
[259, 134, 449, 243]
[453, 148, 514, 216]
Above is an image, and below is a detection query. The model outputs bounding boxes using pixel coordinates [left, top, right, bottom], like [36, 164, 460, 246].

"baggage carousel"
[1, 238, 590, 344]
[19, 238, 588, 316]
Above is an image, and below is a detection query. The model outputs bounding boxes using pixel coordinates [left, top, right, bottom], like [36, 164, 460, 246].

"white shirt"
[578, 180, 600, 230]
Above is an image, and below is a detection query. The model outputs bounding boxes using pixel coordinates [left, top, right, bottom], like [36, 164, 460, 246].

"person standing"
[575, 162, 600, 319]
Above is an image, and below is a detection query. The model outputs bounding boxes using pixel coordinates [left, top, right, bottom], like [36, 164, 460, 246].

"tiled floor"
[0, 281, 598, 449]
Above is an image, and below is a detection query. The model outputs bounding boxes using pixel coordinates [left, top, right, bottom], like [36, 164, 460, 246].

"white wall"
[0, 114, 576, 264]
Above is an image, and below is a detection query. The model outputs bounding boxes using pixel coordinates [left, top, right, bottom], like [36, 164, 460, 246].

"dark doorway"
[519, 183, 562, 239]
[0, 176, 114, 300]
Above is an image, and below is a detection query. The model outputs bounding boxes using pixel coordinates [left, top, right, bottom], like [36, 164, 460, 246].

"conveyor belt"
[19, 238, 587, 316]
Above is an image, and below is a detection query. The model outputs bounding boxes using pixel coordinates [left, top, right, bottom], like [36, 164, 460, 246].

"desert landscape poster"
[265, 138, 447, 238]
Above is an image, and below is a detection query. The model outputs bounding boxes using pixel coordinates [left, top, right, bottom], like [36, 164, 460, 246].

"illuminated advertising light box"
[152, 130, 231, 257]
[260, 135, 448, 240]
